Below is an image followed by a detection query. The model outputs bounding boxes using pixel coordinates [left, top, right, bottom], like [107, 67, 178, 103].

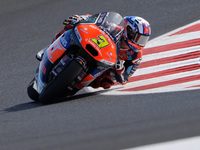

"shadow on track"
[47, 87, 122, 104]
[4, 102, 43, 112]
[3, 87, 120, 112]
[3, 91, 100, 112]
[45, 91, 99, 105]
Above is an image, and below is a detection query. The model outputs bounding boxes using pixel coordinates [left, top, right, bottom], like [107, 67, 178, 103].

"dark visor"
[127, 26, 149, 46]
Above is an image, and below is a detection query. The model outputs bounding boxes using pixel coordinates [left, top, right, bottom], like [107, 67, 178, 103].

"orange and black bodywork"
[32, 12, 123, 100]
[75, 24, 117, 65]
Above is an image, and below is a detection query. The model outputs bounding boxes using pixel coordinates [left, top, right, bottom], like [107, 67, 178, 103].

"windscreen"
[81, 12, 123, 43]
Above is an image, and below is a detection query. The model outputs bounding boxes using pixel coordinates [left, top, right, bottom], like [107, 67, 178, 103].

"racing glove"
[63, 14, 91, 28]
[52, 14, 91, 42]
[89, 70, 115, 89]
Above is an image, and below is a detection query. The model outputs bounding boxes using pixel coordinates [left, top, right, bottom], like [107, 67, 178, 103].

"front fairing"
[35, 50, 51, 93]
[35, 30, 71, 93]
[74, 12, 123, 67]
[74, 24, 117, 66]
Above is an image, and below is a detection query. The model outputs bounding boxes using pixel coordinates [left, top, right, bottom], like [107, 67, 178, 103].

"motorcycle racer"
[51, 13, 151, 89]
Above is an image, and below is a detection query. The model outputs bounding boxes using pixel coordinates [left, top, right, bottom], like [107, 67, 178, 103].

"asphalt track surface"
[0, 0, 200, 150]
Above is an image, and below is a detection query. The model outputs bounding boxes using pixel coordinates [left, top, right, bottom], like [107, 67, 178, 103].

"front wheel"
[27, 79, 39, 102]
[39, 60, 83, 104]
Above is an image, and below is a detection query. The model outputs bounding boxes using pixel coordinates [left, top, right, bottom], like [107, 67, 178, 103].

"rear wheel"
[39, 60, 83, 104]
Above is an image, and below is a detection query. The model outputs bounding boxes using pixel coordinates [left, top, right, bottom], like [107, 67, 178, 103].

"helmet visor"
[127, 26, 150, 46]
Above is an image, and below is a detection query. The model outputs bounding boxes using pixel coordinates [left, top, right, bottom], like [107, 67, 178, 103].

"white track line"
[121, 69, 200, 90]
[146, 20, 200, 47]
[134, 58, 200, 76]
[146, 31, 200, 48]
[123, 136, 200, 150]
[142, 45, 200, 62]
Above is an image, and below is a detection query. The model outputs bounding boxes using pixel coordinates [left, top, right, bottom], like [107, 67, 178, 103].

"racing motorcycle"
[27, 12, 123, 104]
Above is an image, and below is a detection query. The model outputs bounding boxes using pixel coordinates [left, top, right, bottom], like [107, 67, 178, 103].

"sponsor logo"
[74, 27, 82, 42]
[132, 58, 142, 64]
[80, 28, 88, 34]
[100, 59, 115, 66]
[60, 35, 68, 48]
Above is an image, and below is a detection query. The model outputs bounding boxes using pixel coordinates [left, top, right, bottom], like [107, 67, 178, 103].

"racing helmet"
[122, 16, 151, 52]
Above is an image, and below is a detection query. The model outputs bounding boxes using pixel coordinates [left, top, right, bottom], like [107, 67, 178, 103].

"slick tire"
[39, 60, 83, 104]
[27, 79, 39, 102]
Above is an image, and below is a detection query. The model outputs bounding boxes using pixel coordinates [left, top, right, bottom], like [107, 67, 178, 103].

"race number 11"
[91, 35, 109, 49]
